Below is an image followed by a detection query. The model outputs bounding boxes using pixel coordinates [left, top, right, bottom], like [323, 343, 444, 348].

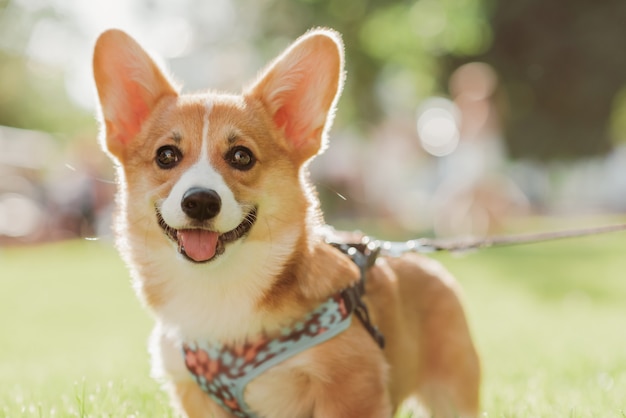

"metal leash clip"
[373, 238, 439, 257]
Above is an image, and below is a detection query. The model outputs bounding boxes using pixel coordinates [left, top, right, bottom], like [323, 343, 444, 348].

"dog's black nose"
[181, 187, 222, 221]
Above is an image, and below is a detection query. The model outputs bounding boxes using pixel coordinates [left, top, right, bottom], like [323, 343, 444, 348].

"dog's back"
[366, 253, 481, 416]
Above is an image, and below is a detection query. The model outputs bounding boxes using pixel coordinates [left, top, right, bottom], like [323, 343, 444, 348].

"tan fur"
[366, 255, 481, 415]
[93, 28, 480, 418]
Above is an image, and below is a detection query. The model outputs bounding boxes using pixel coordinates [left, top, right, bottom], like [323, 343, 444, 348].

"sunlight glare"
[417, 98, 460, 157]
[22, 0, 197, 110]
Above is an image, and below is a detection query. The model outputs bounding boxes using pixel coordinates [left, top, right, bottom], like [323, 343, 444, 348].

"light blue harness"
[181, 241, 385, 418]
[182, 293, 352, 418]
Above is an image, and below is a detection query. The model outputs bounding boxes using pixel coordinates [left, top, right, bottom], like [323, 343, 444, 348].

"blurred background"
[2, 0, 626, 244]
[3, 2, 626, 415]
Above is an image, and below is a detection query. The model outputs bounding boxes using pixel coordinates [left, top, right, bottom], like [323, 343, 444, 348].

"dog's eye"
[156, 145, 182, 169]
[226, 146, 256, 171]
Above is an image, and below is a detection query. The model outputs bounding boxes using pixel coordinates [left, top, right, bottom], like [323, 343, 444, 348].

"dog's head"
[93, 29, 344, 266]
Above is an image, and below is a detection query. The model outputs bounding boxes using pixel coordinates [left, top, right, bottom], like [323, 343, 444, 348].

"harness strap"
[182, 293, 353, 418]
[330, 241, 386, 349]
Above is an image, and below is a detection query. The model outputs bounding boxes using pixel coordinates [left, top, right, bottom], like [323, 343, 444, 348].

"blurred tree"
[3, 0, 623, 161]
[251, 0, 491, 128]
[254, 0, 626, 161]
[475, 0, 626, 160]
[0, 0, 92, 137]
[0, 50, 92, 136]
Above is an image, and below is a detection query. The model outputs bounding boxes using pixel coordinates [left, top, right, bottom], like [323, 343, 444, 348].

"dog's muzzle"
[156, 192, 257, 263]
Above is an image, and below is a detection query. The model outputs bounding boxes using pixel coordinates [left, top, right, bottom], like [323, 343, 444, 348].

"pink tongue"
[178, 230, 219, 262]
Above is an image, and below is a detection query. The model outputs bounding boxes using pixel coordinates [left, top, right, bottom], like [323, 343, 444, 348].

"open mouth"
[156, 206, 258, 263]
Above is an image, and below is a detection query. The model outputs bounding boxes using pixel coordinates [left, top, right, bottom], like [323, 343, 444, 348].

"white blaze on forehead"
[159, 97, 242, 231]
[200, 99, 213, 163]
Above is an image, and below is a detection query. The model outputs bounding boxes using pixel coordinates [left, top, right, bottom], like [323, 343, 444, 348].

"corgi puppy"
[93, 28, 480, 418]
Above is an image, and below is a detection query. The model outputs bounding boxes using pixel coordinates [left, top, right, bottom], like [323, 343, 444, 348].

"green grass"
[1, 230, 626, 417]
[432, 232, 626, 418]
[0, 241, 170, 417]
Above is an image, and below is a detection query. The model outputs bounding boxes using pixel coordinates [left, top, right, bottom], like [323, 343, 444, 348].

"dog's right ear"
[93, 29, 178, 159]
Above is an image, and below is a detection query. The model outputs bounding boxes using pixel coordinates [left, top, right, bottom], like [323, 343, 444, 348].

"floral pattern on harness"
[182, 293, 352, 418]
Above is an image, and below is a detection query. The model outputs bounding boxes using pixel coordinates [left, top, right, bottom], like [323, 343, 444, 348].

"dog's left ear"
[246, 29, 345, 163]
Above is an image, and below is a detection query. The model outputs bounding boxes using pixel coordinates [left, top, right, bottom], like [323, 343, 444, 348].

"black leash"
[330, 241, 386, 349]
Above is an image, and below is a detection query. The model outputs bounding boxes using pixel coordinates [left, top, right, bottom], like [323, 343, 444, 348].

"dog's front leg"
[172, 379, 234, 418]
[150, 326, 233, 418]
[311, 379, 392, 418]
[313, 394, 392, 418]
[309, 327, 393, 418]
